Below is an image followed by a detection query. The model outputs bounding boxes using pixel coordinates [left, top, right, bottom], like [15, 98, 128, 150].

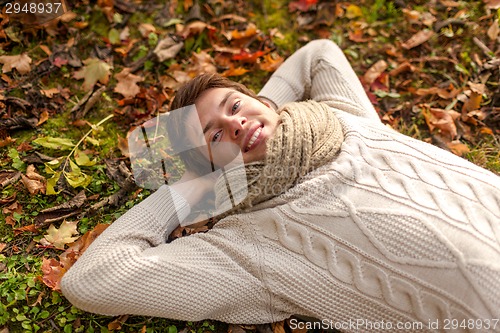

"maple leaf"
[41, 257, 66, 291]
[40, 220, 80, 250]
[114, 68, 144, 99]
[0, 53, 32, 74]
[73, 58, 112, 91]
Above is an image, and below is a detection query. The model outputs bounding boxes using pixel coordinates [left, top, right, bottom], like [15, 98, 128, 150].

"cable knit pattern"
[62, 40, 500, 332]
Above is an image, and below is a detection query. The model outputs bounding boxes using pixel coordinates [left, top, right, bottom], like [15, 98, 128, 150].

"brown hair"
[167, 73, 259, 175]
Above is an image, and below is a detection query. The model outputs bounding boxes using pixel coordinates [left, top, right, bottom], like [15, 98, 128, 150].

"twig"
[473, 37, 494, 59]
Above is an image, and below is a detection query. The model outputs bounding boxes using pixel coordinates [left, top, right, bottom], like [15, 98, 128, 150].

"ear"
[258, 97, 277, 110]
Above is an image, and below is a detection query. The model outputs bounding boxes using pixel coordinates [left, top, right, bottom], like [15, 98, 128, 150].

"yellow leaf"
[346, 4, 363, 19]
[74, 149, 97, 166]
[46, 172, 61, 195]
[41, 221, 79, 250]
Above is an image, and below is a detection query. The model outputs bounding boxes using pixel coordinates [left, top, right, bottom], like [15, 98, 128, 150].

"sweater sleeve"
[258, 39, 380, 121]
[61, 186, 270, 323]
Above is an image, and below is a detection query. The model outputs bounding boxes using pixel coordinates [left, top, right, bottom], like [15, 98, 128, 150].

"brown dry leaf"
[41, 257, 66, 291]
[35, 190, 86, 227]
[26, 164, 45, 182]
[13, 224, 39, 236]
[40, 220, 80, 250]
[5, 216, 15, 227]
[0, 53, 32, 74]
[424, 107, 460, 139]
[484, 0, 500, 9]
[468, 82, 486, 95]
[228, 324, 247, 333]
[154, 36, 184, 62]
[36, 110, 50, 126]
[440, 0, 460, 6]
[114, 68, 144, 99]
[462, 92, 483, 112]
[21, 174, 45, 195]
[108, 315, 129, 331]
[40, 88, 60, 98]
[181, 21, 208, 39]
[0, 136, 15, 147]
[447, 140, 470, 156]
[138, 23, 156, 37]
[415, 86, 460, 99]
[487, 19, 499, 40]
[116, 133, 130, 157]
[389, 61, 416, 76]
[401, 30, 434, 49]
[259, 53, 284, 72]
[73, 58, 112, 91]
[3, 201, 22, 215]
[364, 60, 388, 85]
[189, 51, 217, 76]
[0, 243, 6, 253]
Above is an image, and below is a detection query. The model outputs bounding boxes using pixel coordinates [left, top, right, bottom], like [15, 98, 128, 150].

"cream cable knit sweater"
[61, 40, 500, 332]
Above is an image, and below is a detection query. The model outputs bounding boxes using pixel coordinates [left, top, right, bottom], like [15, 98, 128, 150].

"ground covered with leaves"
[1, 0, 499, 332]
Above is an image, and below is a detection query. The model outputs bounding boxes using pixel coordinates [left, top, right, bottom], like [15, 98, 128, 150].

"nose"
[227, 115, 247, 139]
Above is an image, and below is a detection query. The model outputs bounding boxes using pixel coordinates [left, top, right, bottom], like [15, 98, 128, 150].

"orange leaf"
[447, 140, 470, 156]
[40, 88, 60, 98]
[232, 50, 266, 63]
[259, 53, 284, 72]
[401, 30, 434, 49]
[41, 257, 66, 291]
[221, 66, 249, 77]
[462, 92, 482, 113]
[230, 23, 258, 40]
[13, 224, 39, 236]
[37, 110, 50, 126]
[288, 0, 317, 12]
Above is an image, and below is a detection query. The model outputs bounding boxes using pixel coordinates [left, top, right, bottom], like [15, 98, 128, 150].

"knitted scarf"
[214, 100, 344, 217]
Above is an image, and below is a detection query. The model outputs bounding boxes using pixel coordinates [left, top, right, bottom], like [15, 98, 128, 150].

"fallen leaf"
[40, 88, 60, 98]
[288, 0, 317, 12]
[232, 50, 266, 63]
[74, 149, 96, 166]
[364, 60, 388, 85]
[221, 66, 249, 77]
[484, 0, 500, 9]
[153, 36, 184, 62]
[487, 19, 499, 40]
[0, 53, 32, 74]
[345, 4, 363, 19]
[73, 58, 112, 91]
[21, 174, 45, 195]
[13, 224, 39, 236]
[36, 110, 50, 126]
[108, 315, 129, 331]
[41, 257, 66, 291]
[229, 23, 258, 40]
[33, 136, 75, 150]
[259, 53, 284, 72]
[0, 136, 15, 147]
[26, 164, 45, 182]
[138, 23, 156, 37]
[40, 220, 80, 250]
[180, 21, 208, 39]
[35, 191, 86, 227]
[423, 107, 460, 139]
[401, 30, 434, 49]
[447, 140, 470, 156]
[0, 243, 6, 253]
[114, 68, 144, 99]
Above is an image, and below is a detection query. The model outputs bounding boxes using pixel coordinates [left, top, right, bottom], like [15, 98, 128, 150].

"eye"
[212, 130, 222, 142]
[231, 101, 240, 114]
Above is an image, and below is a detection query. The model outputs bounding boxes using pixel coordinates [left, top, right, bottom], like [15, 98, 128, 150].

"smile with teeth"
[245, 127, 262, 152]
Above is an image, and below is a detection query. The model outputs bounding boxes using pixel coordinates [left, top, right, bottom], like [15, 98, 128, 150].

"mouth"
[244, 124, 263, 152]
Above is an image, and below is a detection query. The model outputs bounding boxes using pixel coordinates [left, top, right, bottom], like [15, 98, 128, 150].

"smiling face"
[192, 87, 280, 165]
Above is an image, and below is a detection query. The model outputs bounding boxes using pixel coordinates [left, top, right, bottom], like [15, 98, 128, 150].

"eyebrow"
[202, 90, 236, 135]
